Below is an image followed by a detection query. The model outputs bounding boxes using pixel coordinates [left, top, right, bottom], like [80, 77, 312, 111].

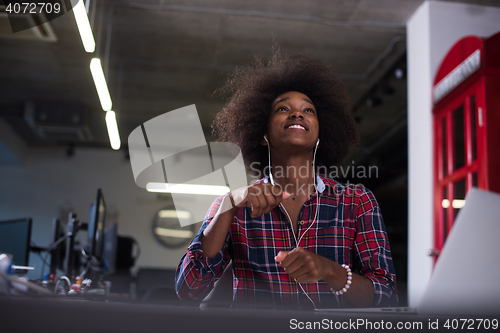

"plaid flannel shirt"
[175, 175, 398, 310]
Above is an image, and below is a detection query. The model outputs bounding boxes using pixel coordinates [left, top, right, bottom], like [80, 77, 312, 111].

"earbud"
[316, 138, 320, 147]
[264, 135, 274, 185]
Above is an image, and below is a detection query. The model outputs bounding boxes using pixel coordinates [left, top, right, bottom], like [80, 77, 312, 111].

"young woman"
[175, 53, 398, 310]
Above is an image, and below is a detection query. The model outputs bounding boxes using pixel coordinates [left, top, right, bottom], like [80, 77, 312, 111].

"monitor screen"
[87, 189, 106, 263]
[50, 218, 66, 275]
[0, 218, 32, 267]
[103, 223, 118, 275]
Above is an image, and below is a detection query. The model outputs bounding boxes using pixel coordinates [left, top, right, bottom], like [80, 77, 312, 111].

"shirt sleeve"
[353, 187, 399, 307]
[175, 194, 233, 301]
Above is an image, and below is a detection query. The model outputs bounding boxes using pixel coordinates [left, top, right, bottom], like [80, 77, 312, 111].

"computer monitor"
[87, 189, 106, 265]
[102, 223, 118, 275]
[63, 213, 80, 279]
[0, 218, 32, 267]
[50, 218, 66, 275]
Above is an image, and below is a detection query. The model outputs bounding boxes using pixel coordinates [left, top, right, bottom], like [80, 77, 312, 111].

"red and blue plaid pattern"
[175, 175, 398, 310]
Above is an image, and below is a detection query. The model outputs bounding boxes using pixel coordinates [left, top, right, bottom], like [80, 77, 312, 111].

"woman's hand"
[275, 247, 376, 307]
[231, 182, 290, 217]
[275, 247, 334, 284]
[202, 182, 288, 258]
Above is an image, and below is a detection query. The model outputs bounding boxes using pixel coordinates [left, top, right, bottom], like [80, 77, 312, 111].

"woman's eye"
[304, 108, 315, 113]
[277, 107, 288, 112]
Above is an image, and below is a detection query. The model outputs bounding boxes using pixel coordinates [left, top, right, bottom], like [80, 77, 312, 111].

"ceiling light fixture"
[154, 227, 194, 239]
[158, 210, 192, 219]
[72, 0, 95, 53]
[105, 111, 121, 150]
[146, 183, 230, 196]
[90, 58, 112, 111]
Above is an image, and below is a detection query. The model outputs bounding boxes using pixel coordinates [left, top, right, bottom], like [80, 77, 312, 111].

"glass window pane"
[453, 179, 466, 220]
[442, 186, 449, 242]
[442, 118, 447, 177]
[472, 173, 478, 188]
[470, 95, 477, 161]
[453, 105, 465, 170]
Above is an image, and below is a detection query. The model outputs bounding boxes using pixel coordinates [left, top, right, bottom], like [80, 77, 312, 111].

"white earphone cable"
[266, 137, 320, 309]
[264, 135, 274, 185]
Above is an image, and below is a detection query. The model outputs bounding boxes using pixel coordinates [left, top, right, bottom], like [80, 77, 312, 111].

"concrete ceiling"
[0, 0, 498, 155]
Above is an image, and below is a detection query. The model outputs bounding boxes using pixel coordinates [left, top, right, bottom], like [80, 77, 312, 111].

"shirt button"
[300, 220, 305, 225]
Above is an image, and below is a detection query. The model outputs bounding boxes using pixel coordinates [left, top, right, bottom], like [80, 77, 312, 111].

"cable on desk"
[30, 241, 51, 268]
[54, 276, 71, 295]
[39, 232, 73, 279]
[77, 260, 92, 281]
[0, 271, 52, 295]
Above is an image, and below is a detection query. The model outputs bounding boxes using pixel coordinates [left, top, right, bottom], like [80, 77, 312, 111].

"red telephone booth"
[432, 32, 500, 259]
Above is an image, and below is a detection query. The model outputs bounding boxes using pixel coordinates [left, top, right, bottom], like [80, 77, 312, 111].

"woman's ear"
[261, 135, 269, 146]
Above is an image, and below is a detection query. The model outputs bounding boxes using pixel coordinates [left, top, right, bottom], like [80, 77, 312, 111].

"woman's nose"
[289, 109, 304, 118]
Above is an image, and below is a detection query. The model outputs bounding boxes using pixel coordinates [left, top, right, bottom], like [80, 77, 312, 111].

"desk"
[0, 295, 498, 333]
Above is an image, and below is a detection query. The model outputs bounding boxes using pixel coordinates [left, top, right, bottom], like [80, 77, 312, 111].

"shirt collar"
[262, 174, 326, 193]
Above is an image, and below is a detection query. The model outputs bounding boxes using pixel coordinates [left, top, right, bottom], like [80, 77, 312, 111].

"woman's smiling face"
[265, 91, 319, 150]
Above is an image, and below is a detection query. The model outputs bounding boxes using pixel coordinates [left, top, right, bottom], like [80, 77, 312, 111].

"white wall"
[407, 1, 500, 307]
[0, 142, 228, 279]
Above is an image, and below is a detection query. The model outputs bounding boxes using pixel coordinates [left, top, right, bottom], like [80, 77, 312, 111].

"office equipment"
[418, 187, 500, 315]
[102, 223, 117, 275]
[87, 188, 106, 265]
[0, 218, 32, 269]
[115, 236, 138, 271]
[0, 253, 51, 295]
[105, 233, 138, 295]
[63, 213, 81, 279]
[57, 190, 108, 281]
[49, 218, 66, 276]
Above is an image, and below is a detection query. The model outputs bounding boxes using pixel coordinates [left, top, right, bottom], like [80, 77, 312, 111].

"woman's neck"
[269, 152, 316, 197]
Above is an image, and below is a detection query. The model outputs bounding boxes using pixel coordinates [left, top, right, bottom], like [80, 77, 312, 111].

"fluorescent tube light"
[105, 111, 121, 150]
[90, 58, 112, 111]
[154, 227, 194, 239]
[159, 210, 192, 219]
[442, 199, 466, 209]
[72, 0, 95, 53]
[146, 183, 230, 196]
[451, 199, 466, 209]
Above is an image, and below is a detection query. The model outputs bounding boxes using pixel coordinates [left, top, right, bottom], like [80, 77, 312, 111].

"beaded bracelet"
[331, 264, 353, 296]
